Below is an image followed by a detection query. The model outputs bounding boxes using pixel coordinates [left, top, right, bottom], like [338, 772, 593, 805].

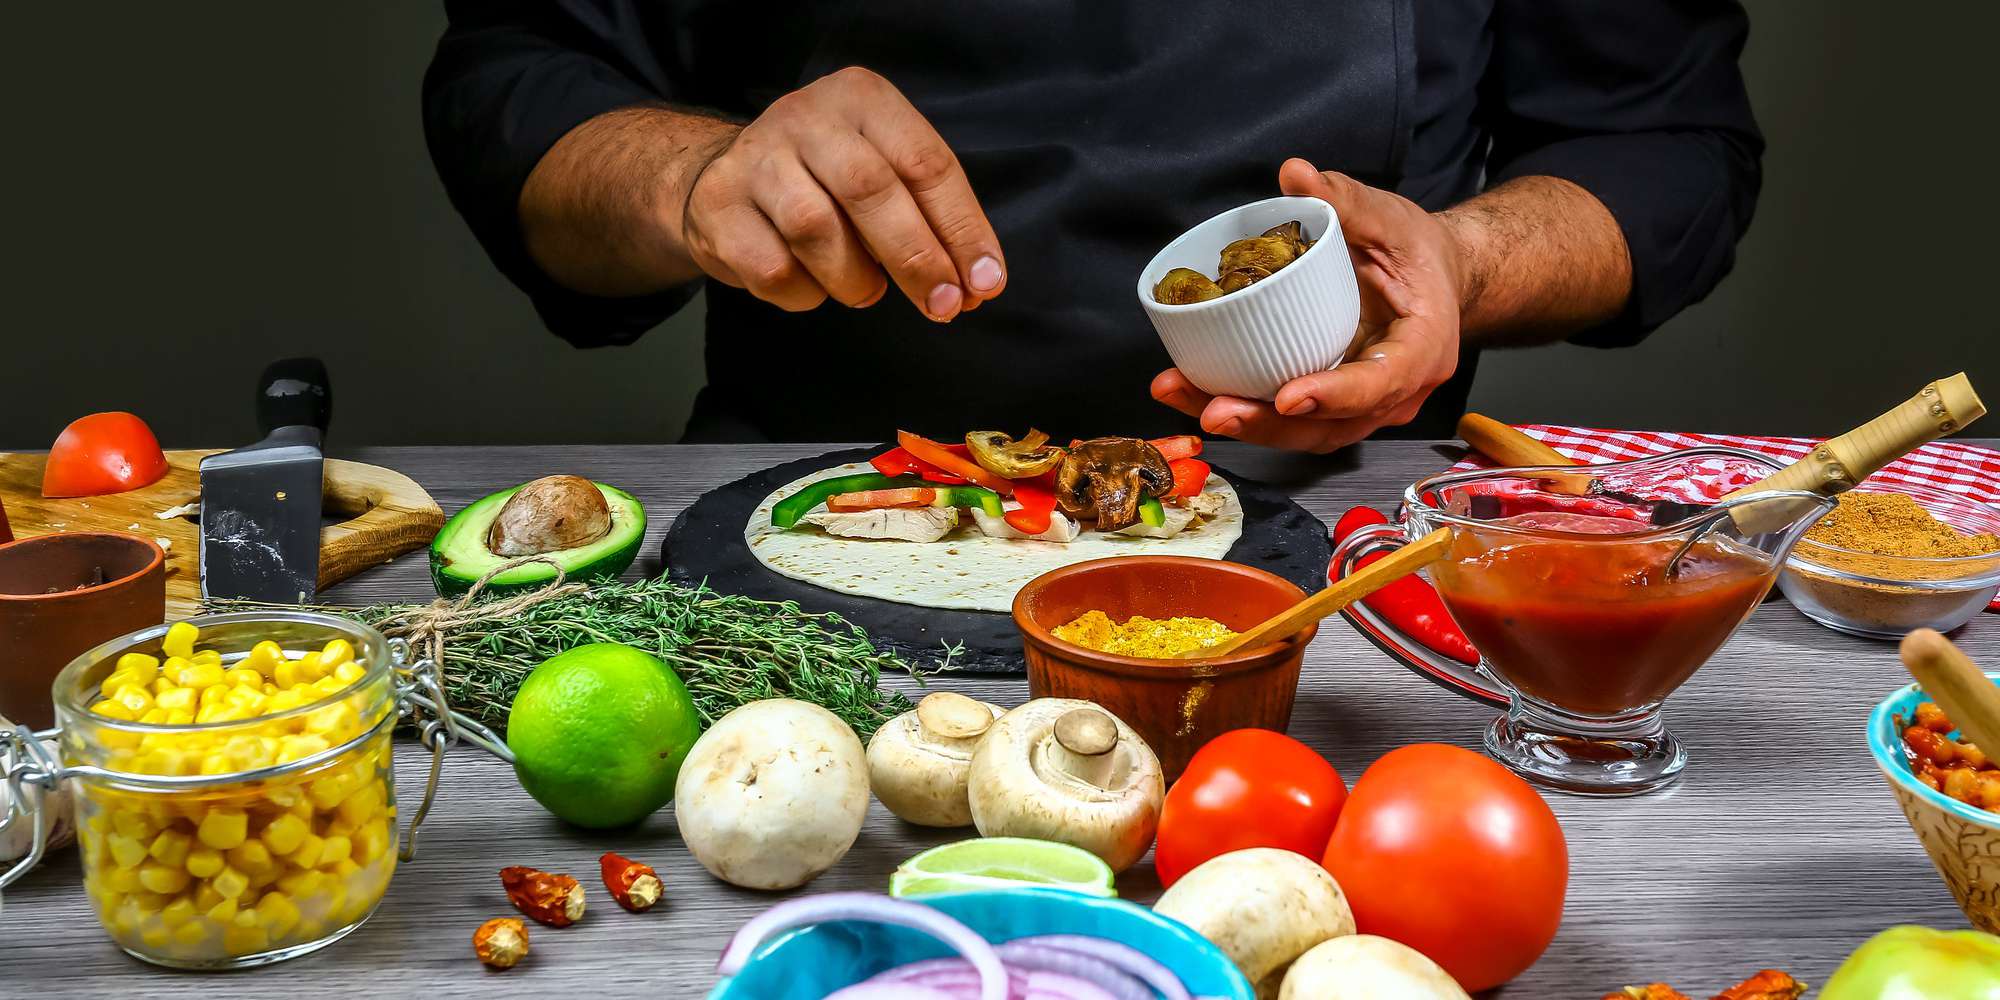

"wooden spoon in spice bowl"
[1900, 628, 2000, 758]
[1192, 527, 1453, 658]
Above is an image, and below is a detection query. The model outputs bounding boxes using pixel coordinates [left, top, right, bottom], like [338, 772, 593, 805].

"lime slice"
[890, 837, 1116, 899]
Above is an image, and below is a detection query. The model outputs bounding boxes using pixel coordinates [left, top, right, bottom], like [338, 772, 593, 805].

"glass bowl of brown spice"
[1780, 483, 2000, 638]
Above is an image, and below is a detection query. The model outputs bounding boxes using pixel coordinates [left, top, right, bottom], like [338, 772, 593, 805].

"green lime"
[890, 837, 1117, 898]
[506, 643, 701, 828]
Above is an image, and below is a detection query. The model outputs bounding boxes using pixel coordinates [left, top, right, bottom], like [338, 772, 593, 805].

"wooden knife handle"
[316, 460, 445, 589]
[1457, 414, 1575, 468]
[1900, 628, 2000, 763]
[1728, 373, 1984, 501]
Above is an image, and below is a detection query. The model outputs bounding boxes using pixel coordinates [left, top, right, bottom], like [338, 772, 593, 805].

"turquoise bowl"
[705, 887, 1254, 999]
[1867, 672, 2000, 932]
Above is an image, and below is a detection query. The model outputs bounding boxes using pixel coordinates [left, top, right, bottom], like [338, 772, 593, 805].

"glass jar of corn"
[0, 611, 507, 969]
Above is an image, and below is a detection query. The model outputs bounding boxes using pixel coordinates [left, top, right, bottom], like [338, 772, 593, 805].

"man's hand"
[522, 67, 1006, 321]
[1152, 159, 1466, 453]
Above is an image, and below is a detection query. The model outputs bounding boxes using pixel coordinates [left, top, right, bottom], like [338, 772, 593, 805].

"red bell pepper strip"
[1167, 458, 1212, 498]
[1331, 505, 1480, 665]
[1005, 482, 1059, 535]
[897, 431, 1015, 495]
[1150, 435, 1203, 461]
[870, 446, 967, 484]
[826, 487, 937, 512]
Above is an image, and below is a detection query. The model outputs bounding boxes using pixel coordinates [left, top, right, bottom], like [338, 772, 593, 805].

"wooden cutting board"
[0, 450, 445, 620]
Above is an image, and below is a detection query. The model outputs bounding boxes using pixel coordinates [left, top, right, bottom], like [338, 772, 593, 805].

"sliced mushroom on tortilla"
[1056, 438, 1174, 532]
[800, 507, 959, 542]
[965, 429, 1064, 479]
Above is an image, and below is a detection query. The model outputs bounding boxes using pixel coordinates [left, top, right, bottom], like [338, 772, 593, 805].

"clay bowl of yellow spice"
[1013, 556, 1313, 780]
[1779, 483, 2000, 638]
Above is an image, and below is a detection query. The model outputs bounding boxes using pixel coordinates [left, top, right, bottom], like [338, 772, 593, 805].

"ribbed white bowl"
[1138, 196, 1360, 401]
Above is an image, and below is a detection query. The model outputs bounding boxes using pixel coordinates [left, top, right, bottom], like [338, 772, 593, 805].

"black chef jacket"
[425, 1, 1760, 444]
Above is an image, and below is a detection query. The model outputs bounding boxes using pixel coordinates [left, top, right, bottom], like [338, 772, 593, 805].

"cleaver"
[198, 358, 332, 603]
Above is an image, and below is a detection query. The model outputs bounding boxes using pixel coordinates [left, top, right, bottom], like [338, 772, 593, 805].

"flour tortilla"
[745, 463, 1245, 612]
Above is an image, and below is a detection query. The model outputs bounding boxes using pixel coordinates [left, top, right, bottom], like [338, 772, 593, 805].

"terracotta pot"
[1013, 556, 1314, 781]
[0, 533, 166, 729]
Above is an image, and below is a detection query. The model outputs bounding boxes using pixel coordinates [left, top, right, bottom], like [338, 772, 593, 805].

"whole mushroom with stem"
[868, 692, 1006, 827]
[966, 699, 1164, 873]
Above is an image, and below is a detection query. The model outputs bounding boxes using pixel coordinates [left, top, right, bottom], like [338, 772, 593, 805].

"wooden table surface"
[2, 441, 1985, 997]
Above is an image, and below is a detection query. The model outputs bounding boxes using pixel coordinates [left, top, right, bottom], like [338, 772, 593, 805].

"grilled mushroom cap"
[1153, 267, 1225, 305]
[1055, 438, 1174, 532]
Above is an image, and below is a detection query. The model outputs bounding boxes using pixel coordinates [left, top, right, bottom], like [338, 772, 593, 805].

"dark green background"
[5, 3, 1990, 449]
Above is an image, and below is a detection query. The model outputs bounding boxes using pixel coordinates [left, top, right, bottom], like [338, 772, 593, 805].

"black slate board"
[664, 446, 1331, 673]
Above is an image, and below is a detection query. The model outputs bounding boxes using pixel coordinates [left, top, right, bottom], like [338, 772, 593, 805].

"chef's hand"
[1152, 159, 1466, 453]
[678, 67, 1006, 321]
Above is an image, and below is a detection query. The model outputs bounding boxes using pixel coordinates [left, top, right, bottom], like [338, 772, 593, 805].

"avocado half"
[429, 481, 646, 597]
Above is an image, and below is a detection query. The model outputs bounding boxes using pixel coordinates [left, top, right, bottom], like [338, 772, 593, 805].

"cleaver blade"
[198, 358, 331, 604]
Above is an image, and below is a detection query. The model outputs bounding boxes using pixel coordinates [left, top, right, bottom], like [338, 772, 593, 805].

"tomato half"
[42, 412, 169, 498]
[1153, 729, 1346, 888]
[1322, 744, 1567, 992]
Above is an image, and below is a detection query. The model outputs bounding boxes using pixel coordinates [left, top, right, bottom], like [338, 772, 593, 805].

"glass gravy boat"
[1334, 448, 1834, 795]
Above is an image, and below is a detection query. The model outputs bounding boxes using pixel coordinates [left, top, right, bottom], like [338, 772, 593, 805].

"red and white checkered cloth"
[1450, 423, 2000, 610]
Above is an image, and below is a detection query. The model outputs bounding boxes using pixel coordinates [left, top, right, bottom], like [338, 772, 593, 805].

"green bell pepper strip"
[934, 485, 1006, 519]
[771, 473, 919, 528]
[1139, 494, 1166, 528]
[1821, 925, 2000, 1000]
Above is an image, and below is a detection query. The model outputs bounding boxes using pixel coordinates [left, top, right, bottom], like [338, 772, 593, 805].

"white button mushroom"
[965, 699, 1163, 873]
[1153, 848, 1356, 997]
[868, 692, 1006, 827]
[673, 699, 870, 890]
[1278, 935, 1471, 1000]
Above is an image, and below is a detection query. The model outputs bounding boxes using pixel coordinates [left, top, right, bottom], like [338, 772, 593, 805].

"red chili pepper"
[1167, 458, 1212, 498]
[870, 446, 968, 485]
[1331, 505, 1480, 665]
[1005, 482, 1059, 535]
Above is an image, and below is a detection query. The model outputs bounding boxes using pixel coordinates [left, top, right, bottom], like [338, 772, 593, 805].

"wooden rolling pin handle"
[1899, 627, 2000, 760]
[1456, 414, 1573, 468]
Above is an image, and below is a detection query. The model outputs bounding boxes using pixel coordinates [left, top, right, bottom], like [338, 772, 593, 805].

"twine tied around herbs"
[371, 556, 588, 672]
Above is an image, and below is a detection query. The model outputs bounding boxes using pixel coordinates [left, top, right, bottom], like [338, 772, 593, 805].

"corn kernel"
[353, 820, 390, 864]
[160, 655, 192, 681]
[223, 667, 262, 689]
[317, 835, 353, 868]
[331, 660, 365, 686]
[307, 771, 357, 810]
[312, 676, 348, 697]
[111, 684, 154, 715]
[117, 651, 163, 683]
[160, 896, 198, 928]
[177, 660, 225, 690]
[174, 919, 210, 946]
[163, 709, 195, 726]
[154, 686, 197, 712]
[197, 810, 248, 850]
[211, 865, 250, 900]
[151, 677, 175, 696]
[222, 922, 269, 955]
[323, 818, 355, 840]
[185, 846, 224, 878]
[336, 784, 381, 826]
[262, 682, 279, 695]
[228, 840, 274, 873]
[242, 641, 284, 677]
[107, 833, 149, 869]
[148, 829, 191, 867]
[261, 813, 309, 856]
[138, 861, 191, 894]
[303, 703, 358, 737]
[277, 735, 330, 765]
[111, 809, 158, 842]
[276, 652, 322, 689]
[248, 865, 283, 891]
[140, 926, 171, 950]
[104, 865, 143, 893]
[162, 621, 198, 659]
[191, 649, 223, 667]
[206, 894, 239, 921]
[194, 883, 225, 909]
[137, 707, 169, 726]
[287, 833, 324, 870]
[257, 891, 302, 938]
[91, 698, 137, 721]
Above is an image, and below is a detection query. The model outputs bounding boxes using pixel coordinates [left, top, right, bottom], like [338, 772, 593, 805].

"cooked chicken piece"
[969, 508, 1081, 542]
[1115, 491, 1223, 538]
[801, 507, 959, 542]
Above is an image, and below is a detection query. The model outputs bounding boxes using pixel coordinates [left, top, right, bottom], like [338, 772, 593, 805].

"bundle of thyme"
[212, 577, 948, 740]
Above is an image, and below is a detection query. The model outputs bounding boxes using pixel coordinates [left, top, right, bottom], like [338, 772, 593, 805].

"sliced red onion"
[1004, 935, 1192, 1000]
[716, 893, 1007, 1000]
[994, 943, 1153, 1000]
[866, 957, 1126, 1000]
[824, 985, 960, 999]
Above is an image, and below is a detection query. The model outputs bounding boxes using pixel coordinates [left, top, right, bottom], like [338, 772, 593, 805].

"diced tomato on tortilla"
[1150, 435, 1203, 461]
[1167, 458, 1211, 498]
[826, 487, 938, 512]
[1004, 482, 1059, 534]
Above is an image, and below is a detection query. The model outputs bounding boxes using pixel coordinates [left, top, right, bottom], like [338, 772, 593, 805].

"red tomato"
[1154, 729, 1346, 888]
[1322, 744, 1567, 992]
[42, 412, 169, 498]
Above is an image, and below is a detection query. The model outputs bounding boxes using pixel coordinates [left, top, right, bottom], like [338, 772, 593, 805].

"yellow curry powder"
[1799, 491, 2000, 582]
[1052, 610, 1237, 658]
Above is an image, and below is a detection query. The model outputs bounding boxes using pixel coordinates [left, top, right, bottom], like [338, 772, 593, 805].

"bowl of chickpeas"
[1868, 675, 2000, 933]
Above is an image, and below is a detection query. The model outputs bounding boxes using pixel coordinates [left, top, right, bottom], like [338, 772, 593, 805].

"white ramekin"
[1137, 196, 1360, 402]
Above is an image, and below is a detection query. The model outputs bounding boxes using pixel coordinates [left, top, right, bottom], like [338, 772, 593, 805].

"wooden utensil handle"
[1198, 527, 1454, 658]
[1457, 414, 1574, 467]
[1899, 628, 2000, 762]
[1727, 373, 1984, 501]
[316, 460, 445, 589]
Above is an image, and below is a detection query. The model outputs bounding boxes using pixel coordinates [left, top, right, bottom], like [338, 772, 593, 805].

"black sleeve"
[1486, 1, 1763, 347]
[422, 0, 698, 348]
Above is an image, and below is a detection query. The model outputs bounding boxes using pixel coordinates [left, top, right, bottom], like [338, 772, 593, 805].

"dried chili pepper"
[599, 851, 664, 913]
[1711, 970, 1805, 1000]
[500, 866, 586, 927]
[473, 917, 529, 970]
[1332, 505, 1482, 665]
[1605, 987, 1693, 1000]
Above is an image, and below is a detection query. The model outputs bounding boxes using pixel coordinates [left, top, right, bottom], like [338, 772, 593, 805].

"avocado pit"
[488, 475, 613, 556]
